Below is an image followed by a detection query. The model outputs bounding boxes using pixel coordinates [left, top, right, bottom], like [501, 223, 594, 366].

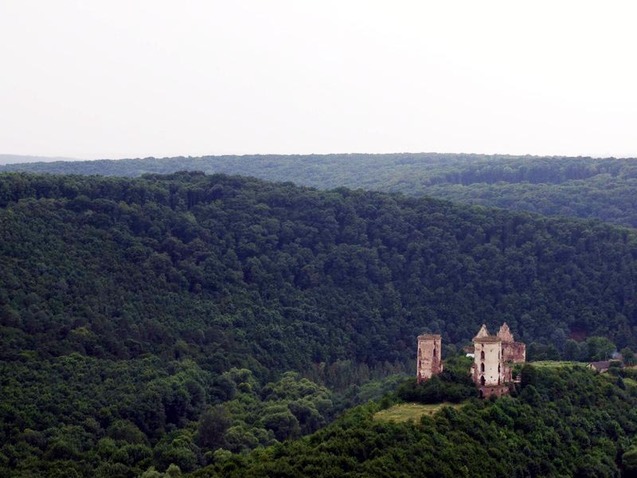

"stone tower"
[471, 323, 526, 397]
[416, 334, 443, 383]
[473, 333, 505, 393]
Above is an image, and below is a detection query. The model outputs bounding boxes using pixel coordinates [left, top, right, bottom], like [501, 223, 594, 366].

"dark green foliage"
[397, 355, 476, 403]
[2, 171, 637, 362]
[195, 406, 231, 451]
[396, 375, 475, 404]
[196, 367, 637, 477]
[3, 171, 637, 475]
[0, 357, 333, 476]
[622, 348, 636, 366]
[623, 447, 637, 477]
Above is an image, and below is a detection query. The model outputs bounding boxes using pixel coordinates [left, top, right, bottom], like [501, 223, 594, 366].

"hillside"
[3, 171, 637, 357]
[2, 171, 637, 475]
[195, 365, 637, 477]
[4, 153, 637, 227]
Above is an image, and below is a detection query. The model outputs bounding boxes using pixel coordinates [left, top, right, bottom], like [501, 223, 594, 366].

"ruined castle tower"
[471, 323, 526, 397]
[472, 325, 503, 387]
[498, 323, 526, 366]
[416, 334, 443, 383]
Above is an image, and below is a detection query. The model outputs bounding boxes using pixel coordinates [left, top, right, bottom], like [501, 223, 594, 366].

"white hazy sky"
[1, 1, 636, 159]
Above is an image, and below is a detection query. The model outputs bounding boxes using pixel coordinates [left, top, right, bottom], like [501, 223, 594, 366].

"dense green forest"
[4, 153, 637, 227]
[2, 171, 637, 475]
[196, 364, 637, 478]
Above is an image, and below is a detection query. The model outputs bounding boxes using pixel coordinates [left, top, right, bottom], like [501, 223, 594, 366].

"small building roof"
[588, 361, 611, 372]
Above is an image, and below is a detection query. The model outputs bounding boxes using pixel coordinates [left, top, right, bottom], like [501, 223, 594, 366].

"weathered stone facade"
[415, 324, 525, 398]
[416, 334, 443, 383]
[471, 323, 526, 397]
[499, 323, 526, 364]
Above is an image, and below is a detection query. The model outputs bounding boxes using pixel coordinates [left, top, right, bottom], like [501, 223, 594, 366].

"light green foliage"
[586, 336, 617, 361]
[140, 467, 163, 478]
[529, 361, 586, 368]
[374, 402, 465, 423]
[217, 371, 333, 450]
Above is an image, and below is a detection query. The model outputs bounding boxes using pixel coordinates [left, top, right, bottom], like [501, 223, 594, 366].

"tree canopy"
[5, 153, 637, 227]
[2, 171, 637, 476]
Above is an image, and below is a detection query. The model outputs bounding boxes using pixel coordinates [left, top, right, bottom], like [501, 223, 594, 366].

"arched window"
[433, 347, 437, 358]
[480, 376, 486, 386]
[480, 351, 485, 360]
[480, 363, 485, 373]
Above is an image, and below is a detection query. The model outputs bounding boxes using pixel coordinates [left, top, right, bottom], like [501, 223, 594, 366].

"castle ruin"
[416, 334, 443, 383]
[416, 323, 526, 398]
[471, 323, 526, 398]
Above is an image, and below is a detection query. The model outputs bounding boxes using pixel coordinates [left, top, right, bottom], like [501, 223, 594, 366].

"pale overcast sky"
[1, 1, 636, 159]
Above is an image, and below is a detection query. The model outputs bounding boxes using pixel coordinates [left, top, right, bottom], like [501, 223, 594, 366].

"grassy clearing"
[621, 378, 637, 387]
[530, 361, 586, 368]
[374, 402, 464, 423]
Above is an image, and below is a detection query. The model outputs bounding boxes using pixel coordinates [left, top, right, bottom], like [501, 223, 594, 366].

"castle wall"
[502, 341, 526, 363]
[479, 385, 510, 399]
[497, 323, 514, 343]
[417, 334, 442, 383]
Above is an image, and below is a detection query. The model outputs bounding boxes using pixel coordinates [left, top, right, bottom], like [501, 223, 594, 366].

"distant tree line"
[4, 153, 637, 227]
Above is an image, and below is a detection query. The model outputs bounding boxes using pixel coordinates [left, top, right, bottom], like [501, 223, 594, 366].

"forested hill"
[4, 153, 637, 227]
[2, 171, 637, 475]
[3, 171, 637, 360]
[197, 365, 637, 477]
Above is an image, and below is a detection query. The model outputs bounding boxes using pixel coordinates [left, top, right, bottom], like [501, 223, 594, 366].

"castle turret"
[416, 334, 443, 383]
